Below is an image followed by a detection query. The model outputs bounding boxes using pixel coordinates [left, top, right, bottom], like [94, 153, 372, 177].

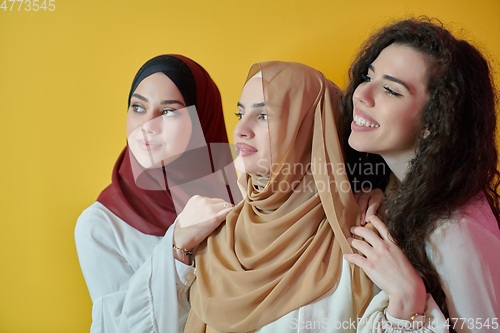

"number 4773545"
[1, 0, 55, 11]
[444, 318, 499, 330]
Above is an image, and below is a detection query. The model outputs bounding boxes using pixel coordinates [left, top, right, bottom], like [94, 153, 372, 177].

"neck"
[380, 150, 415, 183]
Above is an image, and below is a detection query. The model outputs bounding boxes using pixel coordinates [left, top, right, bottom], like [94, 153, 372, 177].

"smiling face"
[233, 77, 271, 175]
[126, 72, 193, 169]
[348, 44, 429, 160]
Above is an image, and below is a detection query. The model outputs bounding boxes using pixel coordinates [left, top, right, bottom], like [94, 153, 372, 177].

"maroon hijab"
[97, 55, 234, 236]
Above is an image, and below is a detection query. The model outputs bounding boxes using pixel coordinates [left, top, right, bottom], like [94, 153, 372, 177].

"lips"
[137, 139, 162, 151]
[235, 142, 258, 157]
[352, 108, 380, 131]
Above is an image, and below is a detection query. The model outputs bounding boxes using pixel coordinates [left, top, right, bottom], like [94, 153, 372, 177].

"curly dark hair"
[340, 17, 500, 327]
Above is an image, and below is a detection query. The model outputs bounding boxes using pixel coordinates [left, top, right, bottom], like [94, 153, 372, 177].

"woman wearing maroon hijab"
[75, 55, 237, 332]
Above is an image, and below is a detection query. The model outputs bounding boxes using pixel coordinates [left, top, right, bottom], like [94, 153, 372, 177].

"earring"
[423, 129, 431, 139]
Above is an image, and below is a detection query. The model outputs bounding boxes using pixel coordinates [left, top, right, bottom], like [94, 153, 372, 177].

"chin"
[136, 157, 159, 169]
[348, 135, 363, 152]
[234, 158, 250, 174]
[129, 150, 156, 169]
[235, 157, 270, 175]
[347, 134, 373, 154]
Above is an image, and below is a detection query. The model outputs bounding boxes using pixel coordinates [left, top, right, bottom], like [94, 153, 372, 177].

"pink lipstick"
[235, 142, 258, 157]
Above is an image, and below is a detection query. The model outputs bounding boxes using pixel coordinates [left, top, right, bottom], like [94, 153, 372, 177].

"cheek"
[258, 127, 270, 148]
[259, 128, 271, 164]
[390, 109, 422, 146]
[127, 112, 137, 138]
[126, 112, 140, 138]
[179, 120, 193, 147]
[164, 116, 193, 146]
[400, 104, 423, 134]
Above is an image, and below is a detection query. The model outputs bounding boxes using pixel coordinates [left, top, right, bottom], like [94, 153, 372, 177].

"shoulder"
[75, 202, 161, 260]
[426, 194, 500, 318]
[75, 202, 121, 245]
[428, 193, 500, 248]
[77, 201, 114, 222]
[426, 192, 500, 272]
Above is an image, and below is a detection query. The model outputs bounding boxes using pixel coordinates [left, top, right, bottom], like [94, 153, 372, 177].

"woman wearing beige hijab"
[171, 61, 374, 332]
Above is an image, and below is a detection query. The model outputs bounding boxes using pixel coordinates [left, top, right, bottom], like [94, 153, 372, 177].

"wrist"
[172, 244, 192, 265]
[173, 221, 197, 251]
[385, 309, 425, 330]
[387, 284, 426, 320]
[172, 225, 194, 265]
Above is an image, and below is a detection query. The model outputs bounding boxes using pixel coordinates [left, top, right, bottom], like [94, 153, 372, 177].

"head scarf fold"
[97, 54, 234, 236]
[185, 61, 373, 332]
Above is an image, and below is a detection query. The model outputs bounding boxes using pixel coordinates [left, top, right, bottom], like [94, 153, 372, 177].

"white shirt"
[76, 202, 359, 332]
[75, 194, 500, 332]
[358, 194, 500, 332]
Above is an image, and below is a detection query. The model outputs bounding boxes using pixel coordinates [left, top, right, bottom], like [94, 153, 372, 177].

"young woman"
[75, 54, 237, 332]
[170, 61, 374, 332]
[341, 18, 500, 332]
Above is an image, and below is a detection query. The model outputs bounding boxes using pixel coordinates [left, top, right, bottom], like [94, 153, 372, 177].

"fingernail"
[350, 226, 355, 233]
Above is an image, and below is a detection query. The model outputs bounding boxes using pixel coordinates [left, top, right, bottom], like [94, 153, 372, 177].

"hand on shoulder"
[173, 195, 233, 263]
[344, 215, 427, 320]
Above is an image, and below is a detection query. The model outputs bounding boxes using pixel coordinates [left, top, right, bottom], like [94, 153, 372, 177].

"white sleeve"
[357, 290, 448, 332]
[426, 216, 500, 333]
[75, 207, 195, 333]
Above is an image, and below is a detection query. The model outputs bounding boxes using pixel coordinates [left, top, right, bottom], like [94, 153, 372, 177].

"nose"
[141, 114, 162, 135]
[233, 116, 255, 140]
[353, 82, 375, 107]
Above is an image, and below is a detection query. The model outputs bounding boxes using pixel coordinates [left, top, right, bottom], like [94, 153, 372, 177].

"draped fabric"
[186, 61, 373, 332]
[97, 54, 234, 236]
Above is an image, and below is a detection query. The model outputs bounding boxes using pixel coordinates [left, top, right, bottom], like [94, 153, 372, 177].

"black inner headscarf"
[128, 55, 197, 108]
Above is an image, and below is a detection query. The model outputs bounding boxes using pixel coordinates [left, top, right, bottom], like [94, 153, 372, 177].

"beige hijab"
[185, 61, 372, 333]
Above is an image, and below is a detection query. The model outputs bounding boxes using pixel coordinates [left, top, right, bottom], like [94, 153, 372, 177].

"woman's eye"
[235, 112, 244, 120]
[132, 105, 145, 113]
[258, 113, 268, 121]
[161, 110, 177, 116]
[383, 87, 402, 97]
[361, 73, 372, 82]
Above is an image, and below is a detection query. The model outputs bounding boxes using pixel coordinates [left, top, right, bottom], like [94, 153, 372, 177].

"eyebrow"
[236, 102, 266, 109]
[132, 93, 186, 106]
[368, 65, 411, 94]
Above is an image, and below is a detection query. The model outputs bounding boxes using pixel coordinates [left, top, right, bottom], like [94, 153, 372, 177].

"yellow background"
[1, 0, 499, 331]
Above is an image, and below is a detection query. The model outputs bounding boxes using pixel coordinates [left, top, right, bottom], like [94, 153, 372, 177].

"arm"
[426, 213, 500, 333]
[75, 204, 193, 333]
[344, 215, 448, 332]
[358, 290, 448, 332]
[350, 189, 427, 319]
[125, 221, 195, 332]
[172, 195, 234, 265]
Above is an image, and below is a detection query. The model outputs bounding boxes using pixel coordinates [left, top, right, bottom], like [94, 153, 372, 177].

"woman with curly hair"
[342, 18, 500, 332]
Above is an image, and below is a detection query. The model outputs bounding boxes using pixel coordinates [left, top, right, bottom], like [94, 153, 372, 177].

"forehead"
[372, 44, 429, 93]
[239, 77, 264, 105]
[134, 72, 182, 96]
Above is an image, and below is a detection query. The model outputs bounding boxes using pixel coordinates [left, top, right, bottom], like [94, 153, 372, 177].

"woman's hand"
[353, 188, 385, 225]
[173, 195, 233, 264]
[344, 215, 427, 320]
